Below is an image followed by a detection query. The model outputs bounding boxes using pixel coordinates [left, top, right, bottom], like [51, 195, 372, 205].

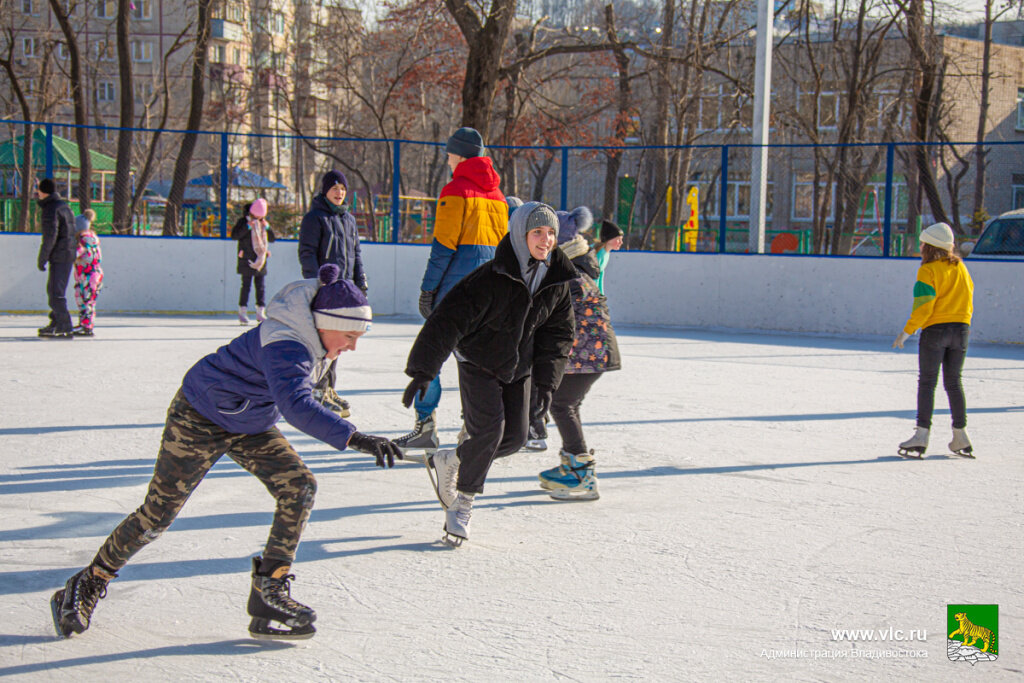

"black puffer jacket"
[231, 215, 277, 276]
[37, 193, 76, 268]
[406, 233, 577, 389]
[297, 194, 366, 289]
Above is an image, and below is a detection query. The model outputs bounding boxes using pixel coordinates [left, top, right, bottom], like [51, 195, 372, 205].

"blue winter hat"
[312, 264, 372, 332]
[320, 170, 348, 196]
[446, 127, 484, 158]
[557, 206, 594, 245]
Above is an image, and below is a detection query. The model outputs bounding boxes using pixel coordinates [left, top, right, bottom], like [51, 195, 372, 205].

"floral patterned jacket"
[565, 251, 620, 374]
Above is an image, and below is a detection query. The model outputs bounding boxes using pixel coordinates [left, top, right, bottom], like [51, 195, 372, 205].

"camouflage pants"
[94, 389, 316, 572]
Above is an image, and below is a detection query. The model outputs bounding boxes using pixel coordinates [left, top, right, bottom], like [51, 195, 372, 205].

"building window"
[232, 48, 241, 65]
[1017, 88, 1024, 131]
[699, 84, 752, 132]
[96, 81, 116, 102]
[212, 44, 225, 63]
[792, 173, 836, 221]
[95, 40, 115, 61]
[22, 37, 38, 58]
[95, 0, 115, 18]
[134, 81, 154, 104]
[132, 0, 152, 19]
[22, 0, 36, 14]
[1013, 177, 1024, 209]
[131, 40, 153, 62]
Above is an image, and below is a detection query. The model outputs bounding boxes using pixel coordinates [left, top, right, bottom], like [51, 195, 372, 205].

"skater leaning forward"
[893, 222, 975, 458]
[50, 265, 402, 640]
[403, 201, 576, 546]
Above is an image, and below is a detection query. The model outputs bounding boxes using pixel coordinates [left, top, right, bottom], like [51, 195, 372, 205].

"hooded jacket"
[406, 209, 576, 390]
[181, 279, 355, 450]
[298, 194, 366, 289]
[421, 156, 508, 303]
[37, 193, 76, 268]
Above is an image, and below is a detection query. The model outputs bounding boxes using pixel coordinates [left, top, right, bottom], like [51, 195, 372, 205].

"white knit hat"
[311, 265, 372, 332]
[920, 222, 955, 250]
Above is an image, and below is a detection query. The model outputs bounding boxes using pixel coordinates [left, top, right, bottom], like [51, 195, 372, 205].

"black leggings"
[239, 274, 266, 307]
[916, 323, 969, 429]
[549, 373, 603, 455]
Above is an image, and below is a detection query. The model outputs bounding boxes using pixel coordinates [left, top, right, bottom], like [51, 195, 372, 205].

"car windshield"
[973, 217, 1024, 255]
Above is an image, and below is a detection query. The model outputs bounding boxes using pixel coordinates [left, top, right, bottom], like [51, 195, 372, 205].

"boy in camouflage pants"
[50, 267, 402, 640]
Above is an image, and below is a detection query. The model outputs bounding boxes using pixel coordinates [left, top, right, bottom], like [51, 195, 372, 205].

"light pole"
[749, 0, 774, 254]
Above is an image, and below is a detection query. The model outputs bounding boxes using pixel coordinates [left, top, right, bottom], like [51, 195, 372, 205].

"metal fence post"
[220, 132, 229, 239]
[560, 147, 569, 210]
[883, 143, 894, 258]
[45, 123, 54, 180]
[391, 141, 401, 243]
[719, 145, 729, 253]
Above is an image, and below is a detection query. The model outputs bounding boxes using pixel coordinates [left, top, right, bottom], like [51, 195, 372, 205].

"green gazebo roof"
[0, 129, 118, 172]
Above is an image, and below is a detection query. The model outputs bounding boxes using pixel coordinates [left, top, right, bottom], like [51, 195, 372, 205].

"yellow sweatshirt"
[903, 260, 974, 335]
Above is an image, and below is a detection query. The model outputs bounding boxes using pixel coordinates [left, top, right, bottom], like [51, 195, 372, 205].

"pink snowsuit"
[74, 230, 103, 330]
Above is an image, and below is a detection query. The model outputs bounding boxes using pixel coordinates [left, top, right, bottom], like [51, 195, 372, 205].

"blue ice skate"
[538, 450, 599, 501]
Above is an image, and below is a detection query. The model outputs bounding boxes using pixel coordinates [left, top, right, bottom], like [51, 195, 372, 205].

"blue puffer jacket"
[181, 279, 355, 450]
[298, 194, 367, 289]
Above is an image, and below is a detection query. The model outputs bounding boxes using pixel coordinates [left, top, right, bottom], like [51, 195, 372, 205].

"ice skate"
[247, 557, 316, 640]
[72, 325, 95, 337]
[255, 305, 267, 323]
[37, 324, 56, 337]
[443, 492, 475, 547]
[522, 425, 547, 451]
[392, 412, 439, 463]
[50, 564, 115, 638]
[539, 449, 599, 501]
[949, 427, 974, 458]
[313, 385, 351, 418]
[426, 448, 459, 509]
[238, 307, 250, 325]
[897, 426, 929, 458]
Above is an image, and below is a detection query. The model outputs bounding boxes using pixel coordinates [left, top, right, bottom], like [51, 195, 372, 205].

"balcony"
[211, 19, 245, 42]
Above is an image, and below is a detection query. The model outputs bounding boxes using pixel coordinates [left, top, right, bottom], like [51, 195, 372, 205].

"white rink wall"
[1, 233, 1021, 343]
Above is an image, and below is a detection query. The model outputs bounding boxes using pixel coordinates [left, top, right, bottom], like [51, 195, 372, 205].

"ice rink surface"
[0, 314, 1020, 681]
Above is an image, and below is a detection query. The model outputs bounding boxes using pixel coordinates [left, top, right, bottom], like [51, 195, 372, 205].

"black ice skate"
[392, 412, 439, 463]
[247, 557, 316, 640]
[50, 564, 115, 638]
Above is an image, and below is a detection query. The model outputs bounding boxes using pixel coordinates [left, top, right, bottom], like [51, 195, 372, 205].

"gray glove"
[418, 289, 436, 319]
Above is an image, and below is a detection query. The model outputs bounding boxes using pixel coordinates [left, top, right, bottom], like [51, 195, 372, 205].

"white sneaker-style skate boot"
[426, 448, 459, 509]
[539, 449, 599, 500]
[256, 305, 267, 323]
[238, 307, 250, 325]
[443, 492, 475, 547]
[393, 412, 439, 463]
[949, 427, 974, 458]
[898, 426, 929, 458]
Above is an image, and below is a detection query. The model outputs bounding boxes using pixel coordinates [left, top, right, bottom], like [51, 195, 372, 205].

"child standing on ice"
[893, 222, 975, 457]
[72, 209, 103, 336]
[403, 201, 575, 545]
[593, 219, 624, 295]
[231, 198, 276, 325]
[50, 265, 402, 641]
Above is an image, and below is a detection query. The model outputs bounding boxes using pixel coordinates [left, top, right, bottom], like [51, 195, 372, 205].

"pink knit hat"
[249, 198, 268, 218]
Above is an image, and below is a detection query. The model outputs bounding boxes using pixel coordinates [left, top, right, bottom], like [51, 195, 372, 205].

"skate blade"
[423, 457, 451, 510]
[548, 488, 600, 501]
[441, 532, 465, 548]
[897, 448, 925, 459]
[50, 590, 71, 639]
[952, 449, 975, 459]
[248, 617, 316, 640]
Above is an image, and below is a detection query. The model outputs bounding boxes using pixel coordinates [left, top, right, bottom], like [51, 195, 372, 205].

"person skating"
[394, 128, 509, 461]
[35, 178, 77, 339]
[232, 199, 276, 325]
[893, 222, 975, 458]
[403, 202, 575, 545]
[593, 219, 624, 296]
[50, 265, 402, 640]
[71, 209, 103, 336]
[534, 209, 621, 500]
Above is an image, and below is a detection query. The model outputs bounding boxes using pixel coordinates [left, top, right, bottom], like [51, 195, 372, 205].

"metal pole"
[219, 133, 228, 239]
[560, 147, 569, 210]
[882, 143, 894, 257]
[45, 123, 54, 180]
[748, 0, 773, 254]
[391, 141, 401, 243]
[719, 145, 729, 253]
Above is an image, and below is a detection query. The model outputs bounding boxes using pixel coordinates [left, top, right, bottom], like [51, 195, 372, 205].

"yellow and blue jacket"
[421, 156, 508, 302]
[903, 259, 974, 335]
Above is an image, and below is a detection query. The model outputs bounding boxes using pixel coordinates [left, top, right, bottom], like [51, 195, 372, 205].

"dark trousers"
[94, 389, 316, 572]
[239, 274, 266, 307]
[455, 361, 530, 495]
[916, 323, 970, 429]
[46, 260, 73, 331]
[549, 372, 603, 455]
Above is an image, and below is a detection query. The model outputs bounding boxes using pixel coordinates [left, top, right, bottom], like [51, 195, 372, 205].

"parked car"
[961, 209, 1024, 260]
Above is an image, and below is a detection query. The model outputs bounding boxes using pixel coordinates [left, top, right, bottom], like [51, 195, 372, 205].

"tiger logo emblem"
[949, 612, 997, 654]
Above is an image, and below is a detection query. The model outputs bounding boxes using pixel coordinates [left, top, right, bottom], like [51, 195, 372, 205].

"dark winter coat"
[231, 215, 277, 276]
[37, 193, 76, 269]
[297, 194, 366, 289]
[181, 279, 355, 450]
[565, 249, 621, 374]
[406, 233, 577, 390]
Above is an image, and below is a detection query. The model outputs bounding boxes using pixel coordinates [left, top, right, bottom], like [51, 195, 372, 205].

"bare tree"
[48, 0, 92, 211]
[0, 28, 35, 232]
[111, 0, 134, 234]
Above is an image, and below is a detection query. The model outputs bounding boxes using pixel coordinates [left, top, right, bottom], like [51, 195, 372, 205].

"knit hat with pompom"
[311, 264, 372, 332]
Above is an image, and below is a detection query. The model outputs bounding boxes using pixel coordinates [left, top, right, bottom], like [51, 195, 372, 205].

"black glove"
[402, 374, 432, 408]
[348, 431, 403, 468]
[535, 386, 553, 420]
[418, 289, 435, 319]
[38, 261, 46, 272]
